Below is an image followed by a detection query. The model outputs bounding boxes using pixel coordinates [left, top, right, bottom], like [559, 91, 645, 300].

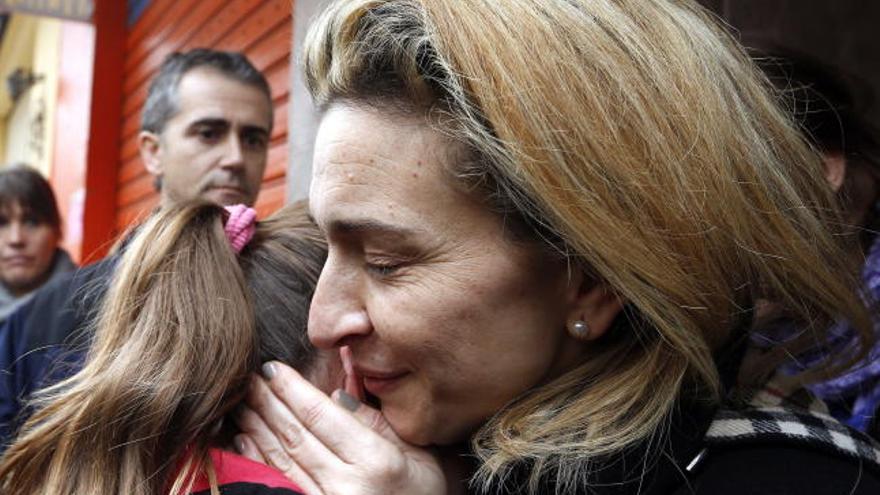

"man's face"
[139, 67, 272, 207]
[0, 202, 60, 296]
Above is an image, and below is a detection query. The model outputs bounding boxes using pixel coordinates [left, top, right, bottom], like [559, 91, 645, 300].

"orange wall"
[116, 0, 292, 232]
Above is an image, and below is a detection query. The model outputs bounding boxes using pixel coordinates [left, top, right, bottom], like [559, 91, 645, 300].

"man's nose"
[219, 135, 245, 169]
[308, 258, 372, 349]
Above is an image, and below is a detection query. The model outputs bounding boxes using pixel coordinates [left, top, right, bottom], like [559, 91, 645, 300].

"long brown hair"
[303, 0, 874, 491]
[0, 201, 326, 494]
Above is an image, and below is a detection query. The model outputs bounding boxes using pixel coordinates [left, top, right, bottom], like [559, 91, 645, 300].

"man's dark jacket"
[0, 254, 119, 448]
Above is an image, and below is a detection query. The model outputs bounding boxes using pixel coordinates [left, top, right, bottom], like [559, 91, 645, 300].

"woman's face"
[0, 202, 59, 296]
[308, 106, 588, 446]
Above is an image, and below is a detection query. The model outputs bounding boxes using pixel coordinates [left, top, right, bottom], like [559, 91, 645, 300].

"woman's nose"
[5, 222, 25, 245]
[308, 260, 372, 349]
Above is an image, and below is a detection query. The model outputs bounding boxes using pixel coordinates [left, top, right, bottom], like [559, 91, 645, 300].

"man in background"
[138, 49, 273, 207]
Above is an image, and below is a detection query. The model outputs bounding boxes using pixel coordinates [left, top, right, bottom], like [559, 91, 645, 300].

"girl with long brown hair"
[0, 201, 326, 494]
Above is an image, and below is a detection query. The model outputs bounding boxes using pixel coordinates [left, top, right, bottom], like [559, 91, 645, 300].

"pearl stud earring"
[570, 320, 591, 340]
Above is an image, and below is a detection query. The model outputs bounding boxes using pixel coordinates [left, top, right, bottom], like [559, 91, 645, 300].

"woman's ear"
[564, 273, 623, 341]
[823, 151, 847, 192]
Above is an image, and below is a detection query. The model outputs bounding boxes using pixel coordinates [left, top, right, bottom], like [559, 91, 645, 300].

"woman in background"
[755, 48, 880, 436]
[0, 165, 75, 323]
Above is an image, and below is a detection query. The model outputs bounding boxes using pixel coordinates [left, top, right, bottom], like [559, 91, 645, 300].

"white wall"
[1, 14, 60, 175]
[286, 0, 331, 202]
[4, 93, 34, 165]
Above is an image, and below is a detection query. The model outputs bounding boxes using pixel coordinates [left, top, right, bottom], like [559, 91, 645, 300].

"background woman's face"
[308, 106, 586, 445]
[0, 202, 59, 296]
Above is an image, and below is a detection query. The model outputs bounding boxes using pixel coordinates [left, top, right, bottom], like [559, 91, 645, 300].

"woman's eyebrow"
[327, 218, 424, 240]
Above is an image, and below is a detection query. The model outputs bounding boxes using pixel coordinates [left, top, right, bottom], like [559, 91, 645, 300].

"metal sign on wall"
[0, 0, 93, 22]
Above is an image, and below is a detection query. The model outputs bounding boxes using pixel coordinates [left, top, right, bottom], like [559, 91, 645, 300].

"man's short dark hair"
[140, 49, 273, 134]
[0, 165, 61, 231]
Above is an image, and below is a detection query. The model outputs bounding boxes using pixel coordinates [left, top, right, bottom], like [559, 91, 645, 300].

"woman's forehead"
[312, 108, 459, 201]
[0, 200, 27, 218]
[309, 108, 515, 248]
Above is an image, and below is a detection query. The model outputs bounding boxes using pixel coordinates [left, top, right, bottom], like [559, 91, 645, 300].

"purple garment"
[774, 234, 880, 432]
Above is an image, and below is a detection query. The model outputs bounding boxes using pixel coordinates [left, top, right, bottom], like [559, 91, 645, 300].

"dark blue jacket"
[0, 254, 118, 449]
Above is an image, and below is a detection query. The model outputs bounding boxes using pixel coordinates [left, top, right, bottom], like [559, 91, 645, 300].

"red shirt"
[188, 448, 304, 495]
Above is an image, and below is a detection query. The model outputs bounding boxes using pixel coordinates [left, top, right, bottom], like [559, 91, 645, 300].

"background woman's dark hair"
[0, 165, 61, 231]
[755, 47, 880, 166]
[755, 46, 880, 246]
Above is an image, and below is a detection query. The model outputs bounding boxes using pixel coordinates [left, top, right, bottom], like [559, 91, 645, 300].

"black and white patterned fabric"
[705, 375, 880, 470]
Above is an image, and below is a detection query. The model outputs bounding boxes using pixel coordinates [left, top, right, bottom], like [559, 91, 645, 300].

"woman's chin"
[384, 411, 437, 446]
[383, 407, 475, 447]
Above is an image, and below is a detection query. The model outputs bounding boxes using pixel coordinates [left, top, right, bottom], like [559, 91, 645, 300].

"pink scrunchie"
[224, 204, 257, 253]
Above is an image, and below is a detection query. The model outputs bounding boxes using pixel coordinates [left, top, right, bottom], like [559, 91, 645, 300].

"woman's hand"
[234, 361, 446, 495]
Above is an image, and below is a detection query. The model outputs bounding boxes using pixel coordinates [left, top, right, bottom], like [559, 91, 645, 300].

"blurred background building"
[0, 0, 876, 265]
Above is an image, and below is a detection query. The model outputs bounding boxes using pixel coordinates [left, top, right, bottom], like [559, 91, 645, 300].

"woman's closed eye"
[364, 255, 409, 277]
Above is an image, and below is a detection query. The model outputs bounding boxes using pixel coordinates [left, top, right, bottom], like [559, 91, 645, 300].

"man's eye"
[243, 133, 268, 150]
[197, 128, 221, 142]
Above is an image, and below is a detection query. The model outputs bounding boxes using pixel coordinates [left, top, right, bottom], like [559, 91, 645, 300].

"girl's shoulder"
[189, 449, 304, 495]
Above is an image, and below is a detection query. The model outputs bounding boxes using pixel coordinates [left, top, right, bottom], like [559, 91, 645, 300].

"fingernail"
[261, 362, 276, 380]
[335, 389, 361, 412]
[234, 435, 246, 454]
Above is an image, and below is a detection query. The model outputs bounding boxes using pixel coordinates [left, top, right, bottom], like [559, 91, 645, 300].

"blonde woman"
[0, 201, 326, 494]
[234, 1, 880, 494]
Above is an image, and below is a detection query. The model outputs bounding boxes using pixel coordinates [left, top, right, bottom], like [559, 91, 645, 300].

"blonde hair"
[303, 0, 874, 492]
[0, 201, 326, 494]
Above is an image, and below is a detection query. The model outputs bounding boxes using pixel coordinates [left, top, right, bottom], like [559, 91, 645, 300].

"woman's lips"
[1, 256, 33, 267]
[356, 367, 408, 396]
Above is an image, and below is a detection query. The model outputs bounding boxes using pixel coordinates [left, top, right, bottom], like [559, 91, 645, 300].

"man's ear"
[139, 131, 163, 177]
[564, 271, 623, 341]
[823, 151, 847, 192]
